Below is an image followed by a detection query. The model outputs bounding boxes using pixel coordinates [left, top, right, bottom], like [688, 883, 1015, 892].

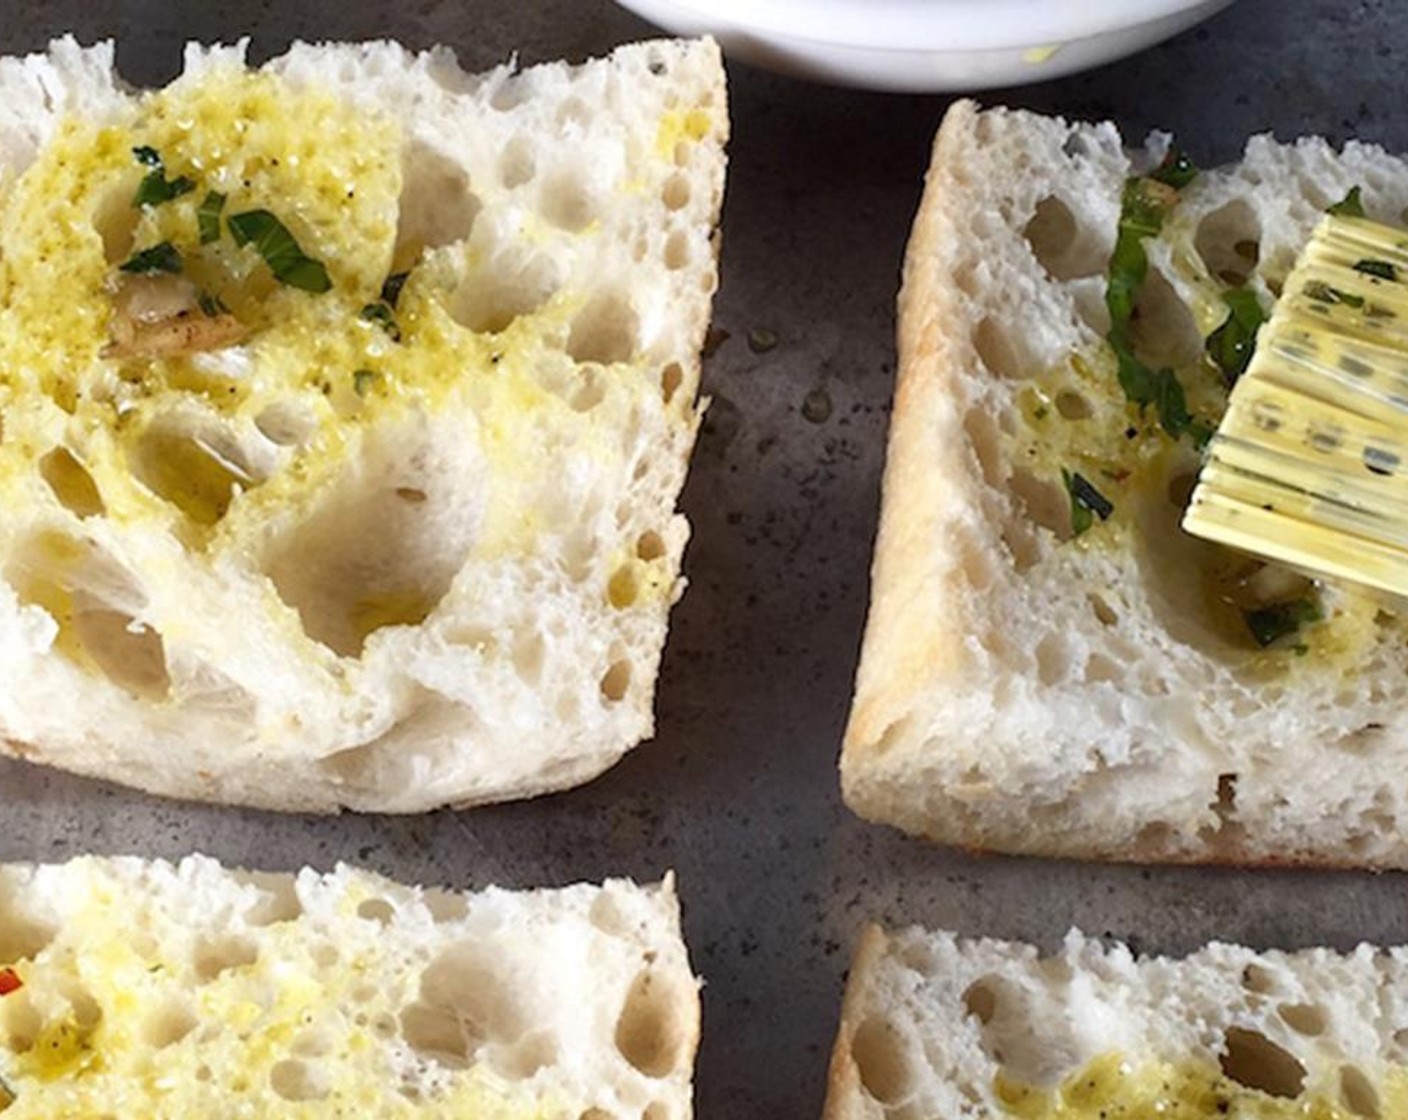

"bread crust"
[841, 100, 1408, 867]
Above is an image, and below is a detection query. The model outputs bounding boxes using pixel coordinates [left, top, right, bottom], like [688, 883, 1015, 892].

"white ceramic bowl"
[613, 0, 1238, 92]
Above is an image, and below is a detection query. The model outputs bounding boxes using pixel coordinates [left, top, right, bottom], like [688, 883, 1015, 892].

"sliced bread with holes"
[825, 922, 1408, 1120]
[0, 854, 699, 1118]
[0, 37, 727, 810]
[842, 99, 1408, 865]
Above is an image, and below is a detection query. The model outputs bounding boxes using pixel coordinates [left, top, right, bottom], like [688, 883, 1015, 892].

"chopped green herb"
[360, 302, 402, 342]
[134, 171, 194, 207]
[1062, 468, 1114, 536]
[380, 271, 409, 307]
[1033, 405, 1049, 420]
[131, 146, 194, 208]
[1327, 186, 1366, 217]
[1148, 147, 1199, 190]
[119, 241, 183, 275]
[1103, 175, 1206, 441]
[197, 291, 229, 317]
[353, 368, 379, 396]
[198, 191, 227, 244]
[227, 209, 331, 293]
[1354, 258, 1397, 281]
[1304, 280, 1364, 308]
[1244, 597, 1321, 648]
[1206, 288, 1267, 387]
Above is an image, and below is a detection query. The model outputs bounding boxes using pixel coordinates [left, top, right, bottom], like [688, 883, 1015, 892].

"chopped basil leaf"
[1304, 280, 1364, 308]
[380, 271, 409, 307]
[353, 368, 378, 396]
[360, 302, 402, 342]
[134, 171, 194, 207]
[227, 209, 331, 293]
[1062, 468, 1114, 536]
[1148, 147, 1198, 190]
[1327, 186, 1366, 217]
[197, 291, 229, 317]
[1244, 597, 1321, 648]
[1354, 258, 1397, 281]
[198, 191, 226, 245]
[131, 146, 194, 208]
[1206, 288, 1267, 387]
[1103, 175, 1206, 441]
[119, 241, 183, 275]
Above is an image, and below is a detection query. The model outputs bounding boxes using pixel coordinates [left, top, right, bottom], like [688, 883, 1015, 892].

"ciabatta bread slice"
[826, 922, 1408, 1120]
[0, 37, 727, 811]
[0, 855, 698, 1118]
[843, 100, 1408, 866]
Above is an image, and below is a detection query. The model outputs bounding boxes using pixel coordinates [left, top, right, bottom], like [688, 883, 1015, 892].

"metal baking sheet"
[1, 1, 1404, 1115]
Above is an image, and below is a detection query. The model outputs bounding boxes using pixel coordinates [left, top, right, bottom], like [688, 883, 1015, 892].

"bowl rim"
[618, 0, 1233, 51]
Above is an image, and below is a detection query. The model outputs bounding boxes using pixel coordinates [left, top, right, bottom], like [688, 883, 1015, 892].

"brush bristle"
[1184, 214, 1408, 597]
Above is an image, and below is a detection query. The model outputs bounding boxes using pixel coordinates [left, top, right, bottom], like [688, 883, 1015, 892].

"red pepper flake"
[0, 967, 21, 996]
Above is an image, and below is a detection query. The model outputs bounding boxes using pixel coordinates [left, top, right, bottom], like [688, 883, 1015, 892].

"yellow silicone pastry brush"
[1183, 212, 1408, 597]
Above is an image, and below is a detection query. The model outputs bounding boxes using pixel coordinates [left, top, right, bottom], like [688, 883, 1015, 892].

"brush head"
[1184, 213, 1408, 598]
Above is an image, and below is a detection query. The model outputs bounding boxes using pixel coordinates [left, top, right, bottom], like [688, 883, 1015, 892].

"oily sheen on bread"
[0, 855, 699, 1118]
[842, 100, 1408, 866]
[0, 37, 727, 811]
[825, 922, 1408, 1120]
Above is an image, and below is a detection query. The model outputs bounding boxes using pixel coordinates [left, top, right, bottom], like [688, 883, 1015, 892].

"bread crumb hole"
[962, 980, 997, 1024]
[1341, 1064, 1381, 1118]
[501, 1030, 559, 1079]
[512, 631, 546, 684]
[254, 401, 316, 447]
[270, 1059, 330, 1102]
[1167, 470, 1198, 508]
[194, 935, 258, 981]
[1195, 200, 1261, 288]
[1243, 963, 1279, 994]
[0, 894, 55, 966]
[850, 1015, 916, 1105]
[1009, 467, 1069, 538]
[499, 138, 537, 188]
[579, 1110, 614, 1120]
[40, 448, 104, 517]
[74, 608, 171, 699]
[1084, 653, 1123, 683]
[973, 316, 1027, 380]
[542, 170, 600, 232]
[143, 999, 197, 1049]
[311, 943, 339, 968]
[132, 422, 264, 526]
[568, 292, 639, 365]
[609, 564, 640, 609]
[449, 245, 563, 334]
[661, 362, 685, 405]
[601, 659, 632, 703]
[614, 969, 688, 1077]
[1129, 266, 1201, 370]
[662, 173, 691, 211]
[1087, 592, 1119, 626]
[637, 531, 666, 561]
[1278, 1002, 1327, 1036]
[237, 873, 303, 925]
[1035, 632, 1069, 686]
[962, 408, 1003, 488]
[94, 186, 138, 264]
[423, 891, 470, 923]
[1219, 1027, 1306, 1098]
[357, 898, 395, 924]
[1054, 390, 1092, 420]
[395, 141, 481, 264]
[1023, 195, 1105, 280]
[664, 230, 690, 271]
[642, 1104, 671, 1120]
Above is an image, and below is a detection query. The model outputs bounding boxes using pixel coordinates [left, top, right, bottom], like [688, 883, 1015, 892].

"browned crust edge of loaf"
[822, 923, 893, 1120]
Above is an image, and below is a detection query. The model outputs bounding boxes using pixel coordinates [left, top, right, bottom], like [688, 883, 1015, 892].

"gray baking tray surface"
[0, 1, 1403, 1115]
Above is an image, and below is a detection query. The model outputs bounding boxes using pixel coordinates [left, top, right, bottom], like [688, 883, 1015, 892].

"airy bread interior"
[0, 38, 726, 811]
[0, 855, 699, 1118]
[826, 923, 1408, 1120]
[843, 100, 1408, 866]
